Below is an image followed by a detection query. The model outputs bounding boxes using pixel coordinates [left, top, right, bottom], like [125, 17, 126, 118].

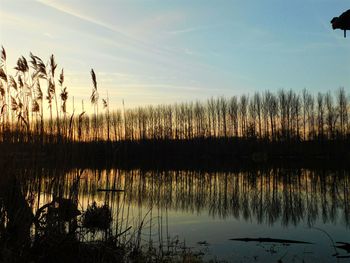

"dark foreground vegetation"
[0, 165, 208, 263]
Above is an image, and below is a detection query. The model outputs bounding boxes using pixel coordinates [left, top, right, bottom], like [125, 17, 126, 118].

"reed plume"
[90, 69, 99, 140]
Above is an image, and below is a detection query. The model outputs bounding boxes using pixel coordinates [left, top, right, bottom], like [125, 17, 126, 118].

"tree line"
[0, 48, 349, 143]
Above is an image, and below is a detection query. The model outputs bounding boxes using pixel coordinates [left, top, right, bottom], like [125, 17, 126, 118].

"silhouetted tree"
[317, 93, 325, 139]
[337, 87, 348, 137]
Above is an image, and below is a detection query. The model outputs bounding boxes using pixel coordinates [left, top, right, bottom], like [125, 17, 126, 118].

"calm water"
[25, 168, 350, 262]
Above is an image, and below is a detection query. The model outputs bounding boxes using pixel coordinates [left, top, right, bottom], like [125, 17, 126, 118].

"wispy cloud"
[168, 26, 202, 35]
[35, 0, 212, 73]
[0, 9, 37, 29]
[167, 24, 225, 35]
[44, 32, 55, 39]
[35, 0, 171, 56]
[36, 0, 117, 33]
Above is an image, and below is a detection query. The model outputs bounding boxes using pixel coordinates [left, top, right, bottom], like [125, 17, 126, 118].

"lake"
[22, 167, 349, 262]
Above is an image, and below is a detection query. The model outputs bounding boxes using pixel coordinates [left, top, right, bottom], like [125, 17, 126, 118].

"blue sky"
[0, 0, 350, 109]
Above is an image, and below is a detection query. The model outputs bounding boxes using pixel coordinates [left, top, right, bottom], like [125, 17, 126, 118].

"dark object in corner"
[331, 9, 350, 37]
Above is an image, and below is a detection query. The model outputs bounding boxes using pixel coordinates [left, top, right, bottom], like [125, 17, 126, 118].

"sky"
[1, 0, 350, 110]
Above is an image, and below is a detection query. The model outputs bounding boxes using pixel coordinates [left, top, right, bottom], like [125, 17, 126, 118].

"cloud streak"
[167, 23, 228, 35]
[36, 0, 119, 34]
[35, 0, 215, 75]
[35, 0, 175, 57]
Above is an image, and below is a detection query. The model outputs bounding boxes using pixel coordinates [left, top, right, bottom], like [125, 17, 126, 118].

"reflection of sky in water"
[30, 169, 350, 262]
[164, 210, 349, 262]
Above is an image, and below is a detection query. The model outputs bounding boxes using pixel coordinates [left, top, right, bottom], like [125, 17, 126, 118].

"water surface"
[26, 168, 350, 262]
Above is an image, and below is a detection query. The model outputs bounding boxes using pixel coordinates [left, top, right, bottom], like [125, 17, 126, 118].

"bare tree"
[317, 93, 325, 139]
[239, 95, 248, 137]
[337, 87, 348, 137]
[253, 92, 262, 138]
[229, 96, 239, 137]
[325, 91, 336, 139]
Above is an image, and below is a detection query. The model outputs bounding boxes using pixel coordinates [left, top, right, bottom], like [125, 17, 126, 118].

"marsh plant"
[0, 47, 349, 143]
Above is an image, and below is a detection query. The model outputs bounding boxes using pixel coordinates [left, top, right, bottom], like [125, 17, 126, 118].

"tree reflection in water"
[25, 168, 349, 229]
[0, 168, 347, 261]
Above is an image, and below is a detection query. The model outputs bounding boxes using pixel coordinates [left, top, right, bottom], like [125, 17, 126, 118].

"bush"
[82, 202, 112, 230]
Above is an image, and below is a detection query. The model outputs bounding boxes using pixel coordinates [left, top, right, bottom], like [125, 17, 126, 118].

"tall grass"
[0, 47, 349, 143]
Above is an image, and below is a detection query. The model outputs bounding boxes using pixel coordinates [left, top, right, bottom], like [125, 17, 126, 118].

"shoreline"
[1, 138, 349, 169]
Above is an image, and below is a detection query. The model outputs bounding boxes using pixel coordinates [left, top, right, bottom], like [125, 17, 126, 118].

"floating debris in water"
[335, 242, 350, 253]
[229, 237, 313, 244]
[197, 241, 209, 246]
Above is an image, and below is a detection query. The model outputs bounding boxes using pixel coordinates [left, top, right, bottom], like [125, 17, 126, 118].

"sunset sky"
[1, 0, 350, 109]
